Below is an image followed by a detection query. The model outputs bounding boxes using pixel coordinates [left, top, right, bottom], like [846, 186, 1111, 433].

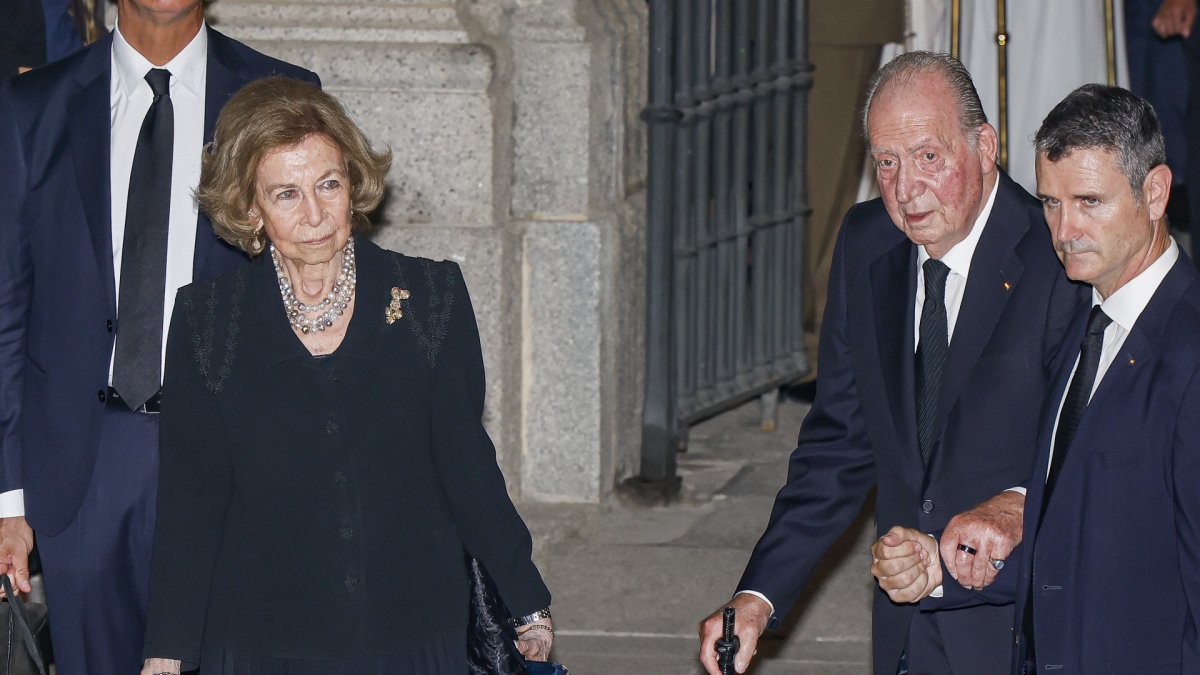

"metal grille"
[639, 0, 812, 487]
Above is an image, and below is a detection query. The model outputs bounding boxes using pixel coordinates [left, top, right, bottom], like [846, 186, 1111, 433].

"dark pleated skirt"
[198, 630, 466, 674]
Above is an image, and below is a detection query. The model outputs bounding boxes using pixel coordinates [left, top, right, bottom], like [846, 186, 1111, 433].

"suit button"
[106, 320, 114, 333]
[97, 389, 107, 403]
[333, 470, 347, 484]
[339, 527, 354, 541]
[344, 575, 358, 590]
[325, 420, 338, 435]
[921, 499, 935, 513]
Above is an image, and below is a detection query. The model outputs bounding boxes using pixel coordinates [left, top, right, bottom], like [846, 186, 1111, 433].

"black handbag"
[0, 576, 48, 675]
[466, 558, 567, 675]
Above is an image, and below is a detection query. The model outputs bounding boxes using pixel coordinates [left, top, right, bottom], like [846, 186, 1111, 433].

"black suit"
[0, 26, 317, 674]
[143, 237, 551, 673]
[738, 173, 1087, 674]
[933, 254, 1200, 673]
[1013, 255, 1200, 673]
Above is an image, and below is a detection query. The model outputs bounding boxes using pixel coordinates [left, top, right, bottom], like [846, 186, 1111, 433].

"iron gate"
[638, 0, 813, 490]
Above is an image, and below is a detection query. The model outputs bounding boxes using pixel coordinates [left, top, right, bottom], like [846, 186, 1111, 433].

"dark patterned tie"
[112, 68, 173, 410]
[1044, 305, 1112, 502]
[915, 258, 950, 466]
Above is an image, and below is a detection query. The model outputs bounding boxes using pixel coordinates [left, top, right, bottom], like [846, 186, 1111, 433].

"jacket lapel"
[870, 236, 920, 461]
[1061, 256, 1198, 471]
[201, 27, 249, 144]
[337, 236, 391, 361]
[938, 176, 1027, 426]
[70, 35, 116, 310]
[1028, 298, 1090, 523]
[193, 26, 250, 279]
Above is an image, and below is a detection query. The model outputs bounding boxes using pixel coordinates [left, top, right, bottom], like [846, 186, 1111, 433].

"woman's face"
[251, 133, 353, 267]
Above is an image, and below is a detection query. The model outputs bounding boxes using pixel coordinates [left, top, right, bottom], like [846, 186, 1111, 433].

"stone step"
[208, 0, 469, 44]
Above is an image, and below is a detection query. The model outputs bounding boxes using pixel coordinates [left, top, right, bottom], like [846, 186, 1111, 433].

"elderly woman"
[140, 77, 552, 674]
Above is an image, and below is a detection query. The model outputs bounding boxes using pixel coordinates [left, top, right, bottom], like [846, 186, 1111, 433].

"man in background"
[875, 83, 1200, 673]
[0, 1, 317, 672]
[698, 51, 1085, 675]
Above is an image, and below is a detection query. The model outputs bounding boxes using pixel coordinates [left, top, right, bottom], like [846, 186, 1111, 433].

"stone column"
[209, 0, 648, 503]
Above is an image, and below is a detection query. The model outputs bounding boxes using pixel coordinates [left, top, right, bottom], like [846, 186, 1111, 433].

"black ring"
[957, 544, 978, 556]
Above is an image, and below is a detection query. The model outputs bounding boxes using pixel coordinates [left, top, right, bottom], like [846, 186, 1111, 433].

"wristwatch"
[511, 607, 552, 627]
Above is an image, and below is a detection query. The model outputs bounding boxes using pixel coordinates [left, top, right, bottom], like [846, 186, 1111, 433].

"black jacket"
[143, 237, 550, 672]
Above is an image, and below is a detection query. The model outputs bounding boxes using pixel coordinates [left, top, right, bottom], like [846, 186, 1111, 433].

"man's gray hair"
[1034, 83, 1166, 197]
[861, 51, 988, 146]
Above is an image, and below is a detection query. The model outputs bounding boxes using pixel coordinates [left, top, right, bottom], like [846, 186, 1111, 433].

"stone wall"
[209, 0, 649, 502]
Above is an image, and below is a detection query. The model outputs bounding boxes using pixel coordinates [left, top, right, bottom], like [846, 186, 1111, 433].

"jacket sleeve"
[142, 289, 234, 670]
[429, 262, 551, 617]
[736, 211, 878, 620]
[0, 79, 31, 494]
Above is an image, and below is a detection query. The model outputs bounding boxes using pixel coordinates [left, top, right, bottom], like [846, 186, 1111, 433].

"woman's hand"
[141, 658, 182, 675]
[515, 617, 554, 662]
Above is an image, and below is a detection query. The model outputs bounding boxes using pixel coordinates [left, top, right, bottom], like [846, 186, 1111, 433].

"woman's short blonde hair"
[197, 76, 392, 255]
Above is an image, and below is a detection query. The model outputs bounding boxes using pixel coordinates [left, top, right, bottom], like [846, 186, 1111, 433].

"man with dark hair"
[0, 1, 317, 672]
[697, 51, 1086, 675]
[876, 83, 1200, 673]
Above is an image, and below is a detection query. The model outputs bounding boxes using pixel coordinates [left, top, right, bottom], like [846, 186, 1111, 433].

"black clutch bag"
[466, 557, 567, 675]
[0, 576, 48, 675]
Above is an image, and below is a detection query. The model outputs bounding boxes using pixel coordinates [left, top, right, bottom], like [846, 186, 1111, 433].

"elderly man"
[0, 1, 317, 672]
[876, 84, 1200, 673]
[697, 51, 1086, 675]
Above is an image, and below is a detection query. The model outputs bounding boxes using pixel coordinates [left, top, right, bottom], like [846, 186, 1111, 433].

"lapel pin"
[1128, 356, 1136, 366]
[1003, 281, 1012, 290]
[385, 287, 410, 324]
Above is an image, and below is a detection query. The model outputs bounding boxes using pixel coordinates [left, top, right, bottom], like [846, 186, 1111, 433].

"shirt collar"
[917, 175, 999, 278]
[1094, 238, 1179, 332]
[112, 20, 208, 99]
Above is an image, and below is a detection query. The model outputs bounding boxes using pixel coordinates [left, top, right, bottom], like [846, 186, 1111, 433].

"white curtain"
[960, 0, 1128, 191]
[859, 1, 1127, 200]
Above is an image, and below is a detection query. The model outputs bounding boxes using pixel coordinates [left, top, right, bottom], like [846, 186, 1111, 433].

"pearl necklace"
[271, 238, 357, 334]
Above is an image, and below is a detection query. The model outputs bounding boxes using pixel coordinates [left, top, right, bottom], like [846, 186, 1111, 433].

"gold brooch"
[385, 287, 410, 324]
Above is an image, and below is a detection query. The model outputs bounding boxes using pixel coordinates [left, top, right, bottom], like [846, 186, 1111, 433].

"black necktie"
[112, 68, 174, 410]
[915, 258, 950, 466]
[1044, 305, 1113, 501]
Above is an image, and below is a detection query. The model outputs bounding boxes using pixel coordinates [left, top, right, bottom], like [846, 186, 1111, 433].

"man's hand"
[0, 516, 33, 595]
[939, 491, 1024, 591]
[1153, 0, 1197, 38]
[698, 593, 771, 674]
[872, 526, 941, 603]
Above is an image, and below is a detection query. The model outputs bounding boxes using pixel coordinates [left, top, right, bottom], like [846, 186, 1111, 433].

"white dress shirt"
[914, 177, 999, 351]
[0, 24, 209, 518]
[108, 21, 207, 381]
[1045, 239, 1180, 477]
[736, 179, 1001, 614]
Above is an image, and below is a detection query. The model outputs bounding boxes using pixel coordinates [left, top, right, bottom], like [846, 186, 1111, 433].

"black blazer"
[143, 237, 550, 671]
[933, 255, 1200, 672]
[1017, 255, 1200, 673]
[737, 172, 1088, 674]
[0, 26, 318, 535]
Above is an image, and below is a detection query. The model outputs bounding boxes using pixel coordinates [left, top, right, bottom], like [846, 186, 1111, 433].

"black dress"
[143, 237, 550, 673]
